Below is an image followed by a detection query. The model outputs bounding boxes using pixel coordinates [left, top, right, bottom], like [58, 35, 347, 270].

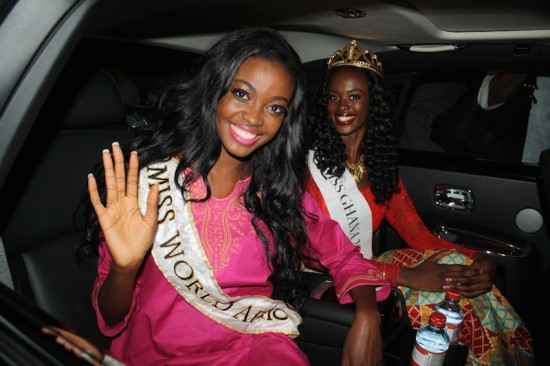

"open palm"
[88, 142, 159, 269]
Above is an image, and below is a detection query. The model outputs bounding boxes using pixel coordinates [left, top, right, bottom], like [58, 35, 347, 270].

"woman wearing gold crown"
[304, 40, 534, 365]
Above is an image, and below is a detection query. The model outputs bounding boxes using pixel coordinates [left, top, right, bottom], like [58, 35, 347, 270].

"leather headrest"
[60, 68, 125, 128]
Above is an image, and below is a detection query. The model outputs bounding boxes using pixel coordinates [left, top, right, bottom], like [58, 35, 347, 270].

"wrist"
[396, 266, 412, 288]
[375, 262, 400, 287]
[353, 307, 381, 326]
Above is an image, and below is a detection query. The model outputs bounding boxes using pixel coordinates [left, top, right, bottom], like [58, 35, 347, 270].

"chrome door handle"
[433, 184, 474, 211]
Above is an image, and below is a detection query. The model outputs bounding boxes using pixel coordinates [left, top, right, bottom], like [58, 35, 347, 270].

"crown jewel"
[327, 40, 384, 78]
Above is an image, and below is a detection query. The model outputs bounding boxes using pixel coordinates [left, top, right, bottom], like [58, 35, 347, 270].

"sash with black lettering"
[139, 158, 302, 337]
[307, 151, 373, 258]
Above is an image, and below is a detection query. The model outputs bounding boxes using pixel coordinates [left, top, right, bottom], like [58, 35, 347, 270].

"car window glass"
[0, 0, 17, 26]
[398, 70, 546, 165]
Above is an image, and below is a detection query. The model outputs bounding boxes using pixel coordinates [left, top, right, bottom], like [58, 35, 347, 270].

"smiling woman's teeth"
[231, 124, 257, 140]
[337, 116, 354, 122]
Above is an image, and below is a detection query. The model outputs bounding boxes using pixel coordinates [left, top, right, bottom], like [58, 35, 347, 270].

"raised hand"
[88, 142, 159, 270]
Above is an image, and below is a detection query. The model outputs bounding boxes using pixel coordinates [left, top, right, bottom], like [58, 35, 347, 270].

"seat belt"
[0, 235, 14, 289]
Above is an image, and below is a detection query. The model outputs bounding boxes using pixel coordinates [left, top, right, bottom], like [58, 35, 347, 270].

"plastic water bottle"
[435, 289, 464, 345]
[411, 311, 450, 366]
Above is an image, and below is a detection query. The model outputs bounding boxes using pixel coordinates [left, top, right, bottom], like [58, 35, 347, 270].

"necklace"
[345, 154, 366, 182]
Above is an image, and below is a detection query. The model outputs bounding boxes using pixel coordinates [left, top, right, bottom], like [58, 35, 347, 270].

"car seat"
[0, 65, 130, 350]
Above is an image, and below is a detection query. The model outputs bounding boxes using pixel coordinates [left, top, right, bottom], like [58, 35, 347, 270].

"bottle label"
[446, 323, 461, 345]
[411, 343, 446, 366]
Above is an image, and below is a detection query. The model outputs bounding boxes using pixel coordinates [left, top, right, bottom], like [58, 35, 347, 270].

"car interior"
[3, 37, 543, 366]
[1, 0, 549, 365]
[0, 38, 474, 365]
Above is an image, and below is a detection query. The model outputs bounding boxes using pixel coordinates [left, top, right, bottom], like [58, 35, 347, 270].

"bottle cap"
[429, 311, 447, 327]
[446, 289, 460, 301]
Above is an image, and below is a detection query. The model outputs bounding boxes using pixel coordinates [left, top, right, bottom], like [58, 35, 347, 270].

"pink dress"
[93, 174, 390, 366]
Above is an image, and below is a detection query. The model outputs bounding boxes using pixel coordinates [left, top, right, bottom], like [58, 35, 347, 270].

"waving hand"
[88, 142, 159, 270]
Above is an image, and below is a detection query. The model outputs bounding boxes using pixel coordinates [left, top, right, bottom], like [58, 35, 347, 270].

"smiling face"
[216, 56, 294, 161]
[326, 67, 371, 138]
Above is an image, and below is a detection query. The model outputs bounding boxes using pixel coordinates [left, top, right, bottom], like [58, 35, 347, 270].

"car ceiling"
[85, 0, 550, 62]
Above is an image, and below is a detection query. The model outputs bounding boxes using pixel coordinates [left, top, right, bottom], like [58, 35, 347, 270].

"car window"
[398, 69, 547, 166]
[0, 0, 16, 26]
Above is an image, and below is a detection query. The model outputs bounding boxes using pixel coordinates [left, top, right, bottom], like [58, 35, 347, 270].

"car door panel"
[396, 160, 546, 344]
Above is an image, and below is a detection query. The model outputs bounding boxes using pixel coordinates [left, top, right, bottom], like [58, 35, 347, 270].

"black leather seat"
[0, 66, 130, 350]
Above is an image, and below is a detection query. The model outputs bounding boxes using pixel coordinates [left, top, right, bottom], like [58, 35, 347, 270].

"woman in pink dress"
[76, 27, 390, 366]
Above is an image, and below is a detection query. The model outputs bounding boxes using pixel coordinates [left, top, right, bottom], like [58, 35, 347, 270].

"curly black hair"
[75, 26, 311, 307]
[306, 65, 399, 204]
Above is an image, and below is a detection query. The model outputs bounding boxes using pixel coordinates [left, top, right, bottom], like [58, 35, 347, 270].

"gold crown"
[327, 40, 384, 78]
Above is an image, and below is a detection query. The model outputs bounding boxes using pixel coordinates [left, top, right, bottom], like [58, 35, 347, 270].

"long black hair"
[76, 27, 310, 307]
[307, 65, 399, 204]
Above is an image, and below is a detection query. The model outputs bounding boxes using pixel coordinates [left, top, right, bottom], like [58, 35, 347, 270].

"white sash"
[307, 151, 373, 258]
[138, 159, 302, 337]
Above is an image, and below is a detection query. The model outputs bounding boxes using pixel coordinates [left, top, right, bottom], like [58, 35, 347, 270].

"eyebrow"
[328, 88, 365, 94]
[233, 79, 290, 104]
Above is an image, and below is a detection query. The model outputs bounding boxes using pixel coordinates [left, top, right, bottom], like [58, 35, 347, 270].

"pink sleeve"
[302, 193, 391, 304]
[92, 239, 141, 337]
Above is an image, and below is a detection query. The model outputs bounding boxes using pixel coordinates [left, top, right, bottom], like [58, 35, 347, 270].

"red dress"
[306, 176, 476, 286]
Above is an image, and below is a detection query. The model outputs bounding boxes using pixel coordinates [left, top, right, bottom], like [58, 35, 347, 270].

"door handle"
[433, 184, 474, 211]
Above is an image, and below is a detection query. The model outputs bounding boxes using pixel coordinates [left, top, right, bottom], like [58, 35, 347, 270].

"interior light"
[397, 44, 470, 52]
[335, 8, 366, 19]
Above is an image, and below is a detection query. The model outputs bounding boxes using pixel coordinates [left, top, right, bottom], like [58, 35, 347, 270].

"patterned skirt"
[376, 248, 534, 366]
